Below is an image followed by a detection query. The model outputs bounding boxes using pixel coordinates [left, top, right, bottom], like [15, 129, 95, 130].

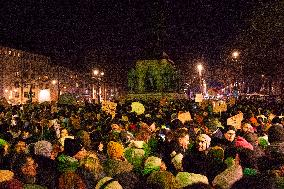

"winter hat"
[208, 146, 225, 160]
[0, 138, 8, 148]
[176, 172, 209, 188]
[258, 136, 269, 149]
[95, 177, 123, 189]
[235, 136, 254, 150]
[171, 153, 184, 171]
[57, 154, 79, 172]
[34, 141, 52, 158]
[268, 124, 284, 143]
[142, 156, 162, 175]
[0, 178, 23, 189]
[107, 141, 124, 159]
[197, 134, 211, 148]
[64, 138, 83, 157]
[23, 184, 47, 189]
[212, 160, 243, 189]
[58, 171, 86, 189]
[0, 170, 14, 183]
[147, 171, 181, 189]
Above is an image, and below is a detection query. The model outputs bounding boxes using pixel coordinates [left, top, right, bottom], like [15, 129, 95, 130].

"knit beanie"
[34, 141, 53, 158]
[142, 156, 162, 175]
[147, 171, 181, 189]
[95, 177, 123, 189]
[176, 172, 209, 188]
[212, 161, 243, 189]
[235, 136, 254, 150]
[57, 154, 79, 172]
[0, 170, 14, 183]
[197, 134, 211, 148]
[208, 146, 225, 160]
[0, 138, 8, 148]
[258, 136, 269, 149]
[64, 138, 83, 157]
[107, 141, 124, 159]
[0, 178, 23, 189]
[171, 153, 184, 171]
[23, 184, 48, 189]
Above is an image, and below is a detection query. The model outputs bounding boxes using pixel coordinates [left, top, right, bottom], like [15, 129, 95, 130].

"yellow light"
[93, 70, 99, 75]
[232, 51, 239, 59]
[197, 64, 203, 71]
[52, 80, 57, 85]
[39, 89, 51, 103]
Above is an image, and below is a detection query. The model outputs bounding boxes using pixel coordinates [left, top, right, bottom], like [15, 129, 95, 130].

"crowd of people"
[0, 98, 284, 189]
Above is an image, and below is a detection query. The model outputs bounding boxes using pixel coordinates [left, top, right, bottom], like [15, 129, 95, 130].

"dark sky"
[0, 1, 281, 79]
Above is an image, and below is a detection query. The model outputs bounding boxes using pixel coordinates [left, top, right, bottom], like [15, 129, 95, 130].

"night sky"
[0, 1, 283, 82]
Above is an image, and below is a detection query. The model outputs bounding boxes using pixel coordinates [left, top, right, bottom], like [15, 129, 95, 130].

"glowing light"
[232, 51, 240, 59]
[93, 70, 99, 75]
[4, 89, 8, 93]
[100, 72, 104, 76]
[39, 89, 51, 103]
[52, 80, 57, 85]
[197, 64, 203, 72]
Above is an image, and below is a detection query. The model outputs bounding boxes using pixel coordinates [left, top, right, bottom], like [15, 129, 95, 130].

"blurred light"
[39, 89, 51, 103]
[100, 72, 104, 76]
[197, 64, 203, 72]
[4, 89, 8, 93]
[52, 80, 57, 85]
[232, 51, 240, 59]
[93, 70, 99, 75]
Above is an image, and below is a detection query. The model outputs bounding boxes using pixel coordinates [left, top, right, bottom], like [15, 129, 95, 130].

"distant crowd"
[0, 98, 284, 189]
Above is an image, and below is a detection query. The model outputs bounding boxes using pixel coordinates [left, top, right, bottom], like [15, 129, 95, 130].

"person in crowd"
[103, 141, 133, 177]
[165, 128, 191, 173]
[182, 134, 211, 176]
[33, 140, 58, 189]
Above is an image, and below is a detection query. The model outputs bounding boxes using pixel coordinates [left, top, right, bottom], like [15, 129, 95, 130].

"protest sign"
[227, 112, 243, 129]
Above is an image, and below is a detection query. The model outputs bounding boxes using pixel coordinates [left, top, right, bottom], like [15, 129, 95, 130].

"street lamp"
[92, 69, 104, 103]
[197, 64, 203, 94]
[232, 51, 240, 59]
[231, 50, 243, 94]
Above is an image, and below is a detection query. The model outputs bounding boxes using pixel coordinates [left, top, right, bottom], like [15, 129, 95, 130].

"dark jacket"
[34, 155, 59, 189]
[182, 145, 209, 176]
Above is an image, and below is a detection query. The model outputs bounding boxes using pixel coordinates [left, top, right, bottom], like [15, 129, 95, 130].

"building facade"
[0, 46, 121, 104]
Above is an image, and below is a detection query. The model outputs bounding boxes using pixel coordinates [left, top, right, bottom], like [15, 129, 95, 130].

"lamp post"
[197, 64, 203, 94]
[232, 50, 243, 94]
[92, 69, 104, 103]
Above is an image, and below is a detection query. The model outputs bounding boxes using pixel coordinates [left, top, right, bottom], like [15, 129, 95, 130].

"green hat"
[176, 172, 209, 187]
[0, 138, 8, 148]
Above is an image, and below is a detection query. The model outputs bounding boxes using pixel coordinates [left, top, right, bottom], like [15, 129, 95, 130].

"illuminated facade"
[0, 46, 82, 104]
[0, 46, 53, 104]
[0, 46, 123, 104]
